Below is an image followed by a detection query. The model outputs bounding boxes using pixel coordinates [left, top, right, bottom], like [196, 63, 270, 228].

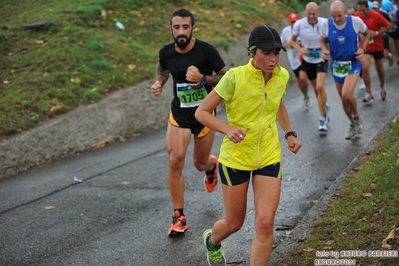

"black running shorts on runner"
[383, 38, 390, 49]
[300, 59, 328, 80]
[169, 108, 216, 138]
[366, 50, 384, 61]
[219, 162, 282, 186]
[389, 29, 399, 40]
[293, 66, 300, 79]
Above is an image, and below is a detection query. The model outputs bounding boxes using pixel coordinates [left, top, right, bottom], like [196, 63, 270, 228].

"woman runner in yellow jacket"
[195, 25, 302, 266]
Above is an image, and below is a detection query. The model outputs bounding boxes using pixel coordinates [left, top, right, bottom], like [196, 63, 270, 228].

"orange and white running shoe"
[204, 154, 218, 193]
[168, 210, 188, 236]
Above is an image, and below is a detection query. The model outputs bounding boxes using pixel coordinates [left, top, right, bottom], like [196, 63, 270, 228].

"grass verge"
[0, 0, 294, 141]
[288, 115, 399, 266]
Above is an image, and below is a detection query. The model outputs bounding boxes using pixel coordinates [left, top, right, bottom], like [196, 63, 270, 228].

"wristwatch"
[201, 75, 207, 84]
[285, 131, 297, 140]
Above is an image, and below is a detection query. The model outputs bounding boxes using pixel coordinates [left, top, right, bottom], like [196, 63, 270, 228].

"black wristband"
[285, 131, 297, 140]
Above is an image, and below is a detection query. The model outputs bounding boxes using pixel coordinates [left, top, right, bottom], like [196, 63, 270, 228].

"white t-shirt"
[292, 17, 328, 64]
[281, 25, 301, 70]
[320, 15, 367, 37]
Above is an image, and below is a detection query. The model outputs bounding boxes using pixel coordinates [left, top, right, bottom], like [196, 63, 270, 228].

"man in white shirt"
[291, 2, 331, 134]
[281, 13, 310, 109]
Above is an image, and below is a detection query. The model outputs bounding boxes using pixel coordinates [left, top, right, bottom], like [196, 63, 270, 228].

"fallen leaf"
[118, 137, 127, 142]
[396, 158, 399, 166]
[325, 240, 335, 246]
[95, 141, 111, 149]
[362, 192, 372, 198]
[44, 205, 55, 210]
[303, 247, 315, 252]
[324, 246, 332, 250]
[381, 229, 395, 249]
[50, 104, 63, 112]
[127, 64, 136, 70]
[36, 40, 45, 44]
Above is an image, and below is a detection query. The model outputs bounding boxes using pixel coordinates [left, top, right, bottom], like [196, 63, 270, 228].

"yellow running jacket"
[214, 58, 289, 170]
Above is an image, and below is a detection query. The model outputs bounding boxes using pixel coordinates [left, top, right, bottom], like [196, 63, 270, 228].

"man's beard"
[174, 34, 192, 49]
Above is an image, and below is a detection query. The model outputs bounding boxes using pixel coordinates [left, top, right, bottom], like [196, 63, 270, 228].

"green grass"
[288, 116, 399, 266]
[0, 0, 296, 141]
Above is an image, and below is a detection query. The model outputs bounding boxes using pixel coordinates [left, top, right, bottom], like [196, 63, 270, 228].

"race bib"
[333, 60, 352, 78]
[176, 82, 207, 108]
[308, 48, 322, 59]
[368, 36, 374, 44]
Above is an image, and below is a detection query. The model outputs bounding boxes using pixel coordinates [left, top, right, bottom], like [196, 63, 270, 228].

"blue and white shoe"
[324, 103, 331, 127]
[319, 117, 328, 132]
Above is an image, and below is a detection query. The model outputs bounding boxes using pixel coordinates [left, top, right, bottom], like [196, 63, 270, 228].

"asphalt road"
[0, 64, 398, 266]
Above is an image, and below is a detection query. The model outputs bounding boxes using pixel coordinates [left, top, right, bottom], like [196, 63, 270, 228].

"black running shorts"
[219, 162, 282, 186]
[299, 59, 328, 80]
[168, 108, 215, 138]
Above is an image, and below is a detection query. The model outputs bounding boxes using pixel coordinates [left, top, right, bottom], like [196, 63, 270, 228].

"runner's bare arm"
[290, 35, 308, 55]
[360, 29, 372, 52]
[150, 64, 169, 98]
[203, 66, 228, 87]
[320, 36, 330, 61]
[155, 63, 169, 87]
[374, 21, 392, 37]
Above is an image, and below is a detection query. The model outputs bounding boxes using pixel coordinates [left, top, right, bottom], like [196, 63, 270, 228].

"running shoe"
[318, 117, 328, 132]
[202, 229, 226, 266]
[324, 103, 331, 127]
[204, 154, 218, 193]
[168, 210, 188, 236]
[354, 115, 364, 134]
[380, 87, 386, 101]
[303, 95, 310, 109]
[363, 93, 374, 105]
[345, 125, 357, 140]
[388, 53, 394, 66]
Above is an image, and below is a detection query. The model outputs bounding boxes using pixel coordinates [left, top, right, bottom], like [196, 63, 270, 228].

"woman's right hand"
[227, 128, 246, 144]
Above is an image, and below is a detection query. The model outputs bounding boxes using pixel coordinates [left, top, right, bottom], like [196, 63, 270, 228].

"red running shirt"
[354, 10, 390, 52]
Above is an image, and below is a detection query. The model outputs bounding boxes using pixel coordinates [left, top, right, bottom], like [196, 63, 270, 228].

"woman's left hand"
[287, 137, 302, 154]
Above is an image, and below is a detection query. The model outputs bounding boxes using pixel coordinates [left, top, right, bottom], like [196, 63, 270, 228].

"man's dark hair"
[170, 8, 195, 26]
[357, 0, 369, 9]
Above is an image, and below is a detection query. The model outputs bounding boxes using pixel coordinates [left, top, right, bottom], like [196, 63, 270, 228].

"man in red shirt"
[355, 0, 392, 103]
